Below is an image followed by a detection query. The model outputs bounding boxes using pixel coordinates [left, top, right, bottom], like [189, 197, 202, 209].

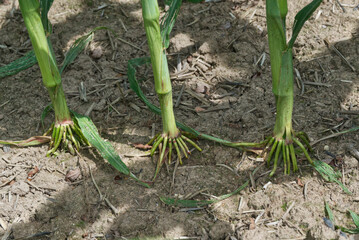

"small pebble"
[3, 145, 10, 152]
[91, 47, 103, 59]
[11, 181, 30, 196]
[323, 217, 334, 230]
[195, 82, 210, 94]
[339, 231, 347, 239]
[65, 168, 81, 182]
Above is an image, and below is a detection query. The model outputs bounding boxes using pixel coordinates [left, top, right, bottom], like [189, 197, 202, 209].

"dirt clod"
[91, 47, 103, 59]
[11, 181, 30, 196]
[209, 220, 233, 239]
[65, 168, 81, 182]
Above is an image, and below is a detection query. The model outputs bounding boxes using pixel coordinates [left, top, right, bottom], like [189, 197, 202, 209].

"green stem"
[159, 92, 179, 137]
[141, 0, 178, 137]
[273, 95, 293, 140]
[272, 48, 294, 140]
[19, 0, 71, 124]
[266, 0, 287, 95]
[48, 85, 72, 124]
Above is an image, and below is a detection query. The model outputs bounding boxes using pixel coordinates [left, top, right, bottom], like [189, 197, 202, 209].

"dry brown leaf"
[133, 143, 152, 150]
[195, 106, 205, 112]
[249, 218, 256, 230]
[27, 166, 39, 180]
[65, 168, 82, 182]
[297, 178, 304, 187]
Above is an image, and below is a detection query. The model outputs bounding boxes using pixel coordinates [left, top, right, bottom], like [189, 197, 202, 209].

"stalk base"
[148, 129, 202, 180]
[45, 119, 90, 156]
[264, 131, 313, 176]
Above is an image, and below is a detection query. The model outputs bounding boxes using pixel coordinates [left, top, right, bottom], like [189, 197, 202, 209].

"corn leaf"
[0, 27, 106, 79]
[161, 0, 182, 49]
[288, 0, 322, 48]
[72, 112, 150, 188]
[39, 0, 54, 34]
[0, 136, 50, 147]
[324, 203, 359, 234]
[325, 201, 335, 223]
[349, 211, 359, 228]
[40, 104, 53, 128]
[59, 32, 93, 73]
[0, 51, 37, 78]
[314, 159, 351, 194]
[336, 226, 359, 234]
[59, 27, 110, 73]
[161, 0, 205, 48]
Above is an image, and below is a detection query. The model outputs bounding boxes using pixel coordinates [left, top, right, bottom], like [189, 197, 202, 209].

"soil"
[0, 0, 359, 239]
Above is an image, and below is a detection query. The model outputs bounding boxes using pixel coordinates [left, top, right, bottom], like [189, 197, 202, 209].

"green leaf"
[349, 210, 359, 228]
[40, 104, 53, 128]
[72, 112, 150, 188]
[60, 26, 109, 73]
[314, 160, 351, 194]
[335, 226, 359, 234]
[0, 136, 50, 147]
[325, 201, 335, 223]
[288, 0, 322, 48]
[336, 226, 359, 234]
[277, 0, 288, 21]
[0, 27, 107, 79]
[160, 0, 182, 49]
[0, 51, 37, 78]
[39, 0, 54, 34]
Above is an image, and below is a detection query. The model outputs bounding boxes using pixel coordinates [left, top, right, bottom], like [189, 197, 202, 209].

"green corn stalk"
[19, 0, 89, 156]
[141, 0, 201, 180]
[264, 0, 322, 175]
[142, 0, 178, 138]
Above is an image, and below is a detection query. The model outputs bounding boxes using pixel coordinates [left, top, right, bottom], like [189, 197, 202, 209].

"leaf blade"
[72, 112, 150, 188]
[349, 210, 359, 228]
[0, 136, 50, 147]
[325, 201, 335, 223]
[288, 0, 322, 48]
[314, 159, 350, 194]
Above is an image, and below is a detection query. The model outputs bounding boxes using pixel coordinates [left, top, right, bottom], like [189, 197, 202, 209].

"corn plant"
[264, 0, 322, 175]
[140, 0, 202, 175]
[19, 0, 90, 156]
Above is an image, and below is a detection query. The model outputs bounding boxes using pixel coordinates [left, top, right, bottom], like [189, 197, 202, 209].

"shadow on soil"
[0, 0, 358, 238]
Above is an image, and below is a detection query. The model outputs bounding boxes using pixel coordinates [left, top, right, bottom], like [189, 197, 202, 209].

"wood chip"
[129, 103, 141, 112]
[185, 89, 210, 105]
[0, 217, 8, 230]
